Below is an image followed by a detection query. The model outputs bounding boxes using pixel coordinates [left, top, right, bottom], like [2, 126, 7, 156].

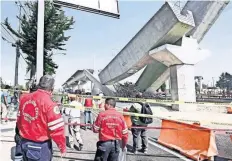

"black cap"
[37, 75, 55, 91]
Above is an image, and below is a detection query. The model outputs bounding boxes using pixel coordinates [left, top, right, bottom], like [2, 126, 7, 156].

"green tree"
[216, 72, 232, 93]
[160, 82, 166, 92]
[202, 83, 208, 89]
[0, 77, 6, 88]
[3, 1, 74, 77]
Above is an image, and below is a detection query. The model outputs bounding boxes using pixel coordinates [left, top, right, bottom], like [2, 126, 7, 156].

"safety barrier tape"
[61, 93, 232, 107]
[2, 118, 232, 135]
[2, 89, 232, 106]
[62, 104, 232, 127]
[65, 122, 232, 135]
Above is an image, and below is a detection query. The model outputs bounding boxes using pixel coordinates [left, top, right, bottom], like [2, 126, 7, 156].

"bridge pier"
[149, 36, 210, 111]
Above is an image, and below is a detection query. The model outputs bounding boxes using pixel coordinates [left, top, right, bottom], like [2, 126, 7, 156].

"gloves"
[61, 152, 66, 159]
[14, 134, 22, 144]
[122, 147, 127, 152]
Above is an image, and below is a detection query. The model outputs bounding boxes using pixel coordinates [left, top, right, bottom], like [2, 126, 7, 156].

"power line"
[19, 52, 27, 63]
[1, 26, 16, 42]
[1, 28, 15, 43]
[17, 0, 29, 18]
[1, 23, 17, 41]
[1, 36, 15, 45]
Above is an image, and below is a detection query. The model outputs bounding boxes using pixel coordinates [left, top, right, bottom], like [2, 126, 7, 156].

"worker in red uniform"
[16, 75, 66, 161]
[93, 98, 128, 161]
[84, 93, 94, 130]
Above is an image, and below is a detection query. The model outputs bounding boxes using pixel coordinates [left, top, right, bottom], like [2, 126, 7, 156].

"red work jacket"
[84, 98, 93, 108]
[17, 89, 66, 153]
[93, 108, 128, 142]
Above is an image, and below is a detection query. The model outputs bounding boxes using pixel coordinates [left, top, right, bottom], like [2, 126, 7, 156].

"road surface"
[52, 112, 191, 161]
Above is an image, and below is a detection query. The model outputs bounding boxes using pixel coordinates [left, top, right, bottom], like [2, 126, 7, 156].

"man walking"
[68, 97, 84, 151]
[93, 98, 128, 161]
[1, 90, 9, 124]
[129, 103, 148, 154]
[83, 94, 94, 130]
[16, 75, 66, 161]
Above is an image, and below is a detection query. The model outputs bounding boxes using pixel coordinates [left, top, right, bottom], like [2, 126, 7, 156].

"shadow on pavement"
[53, 150, 96, 155]
[215, 156, 232, 161]
[53, 155, 93, 161]
[126, 144, 178, 158]
[0, 140, 15, 143]
[0, 128, 14, 133]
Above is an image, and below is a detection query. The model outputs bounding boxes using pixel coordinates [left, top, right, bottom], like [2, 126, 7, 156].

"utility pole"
[36, 0, 45, 83]
[14, 4, 21, 87]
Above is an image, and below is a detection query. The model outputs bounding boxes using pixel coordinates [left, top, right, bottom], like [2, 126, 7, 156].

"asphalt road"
[52, 112, 188, 161]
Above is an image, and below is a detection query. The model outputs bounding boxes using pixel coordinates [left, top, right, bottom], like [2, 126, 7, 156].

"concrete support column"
[170, 64, 196, 110]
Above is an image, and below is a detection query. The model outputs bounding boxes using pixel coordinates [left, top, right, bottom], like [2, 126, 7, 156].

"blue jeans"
[84, 111, 93, 127]
[21, 139, 52, 161]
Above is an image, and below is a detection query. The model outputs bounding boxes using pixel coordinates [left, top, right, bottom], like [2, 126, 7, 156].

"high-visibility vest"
[123, 108, 132, 128]
[98, 99, 104, 108]
[62, 95, 69, 104]
[84, 98, 93, 107]
[99, 102, 104, 109]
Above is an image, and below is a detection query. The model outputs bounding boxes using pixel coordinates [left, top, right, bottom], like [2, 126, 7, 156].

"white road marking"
[127, 130, 193, 161]
[86, 109, 193, 160]
[148, 139, 193, 161]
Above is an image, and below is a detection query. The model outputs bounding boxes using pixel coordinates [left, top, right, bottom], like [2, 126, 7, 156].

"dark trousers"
[131, 125, 148, 150]
[94, 140, 120, 161]
[84, 111, 93, 128]
[20, 139, 53, 161]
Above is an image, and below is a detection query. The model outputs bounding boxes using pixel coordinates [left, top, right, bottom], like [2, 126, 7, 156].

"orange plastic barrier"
[227, 107, 232, 114]
[158, 120, 218, 161]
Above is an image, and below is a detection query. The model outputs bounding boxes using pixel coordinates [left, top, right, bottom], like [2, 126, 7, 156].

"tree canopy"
[3, 1, 75, 77]
[216, 72, 232, 92]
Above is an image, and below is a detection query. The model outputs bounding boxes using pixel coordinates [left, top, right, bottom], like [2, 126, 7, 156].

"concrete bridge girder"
[99, 1, 195, 85]
[136, 0, 230, 92]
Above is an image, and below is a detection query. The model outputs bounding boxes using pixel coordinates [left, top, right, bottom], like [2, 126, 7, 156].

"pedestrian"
[1, 90, 9, 124]
[83, 93, 94, 130]
[12, 91, 19, 110]
[68, 97, 84, 151]
[14, 85, 37, 161]
[93, 98, 128, 161]
[129, 103, 149, 154]
[16, 75, 66, 161]
[97, 93, 105, 110]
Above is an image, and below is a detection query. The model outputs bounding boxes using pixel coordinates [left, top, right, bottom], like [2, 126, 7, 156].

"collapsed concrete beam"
[65, 69, 115, 96]
[135, 0, 230, 92]
[135, 60, 167, 92]
[99, 2, 195, 85]
[181, 0, 230, 43]
[84, 70, 115, 96]
[148, 36, 210, 110]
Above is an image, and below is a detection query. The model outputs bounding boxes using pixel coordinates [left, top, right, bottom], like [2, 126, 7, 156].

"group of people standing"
[12, 74, 151, 161]
[0, 89, 20, 124]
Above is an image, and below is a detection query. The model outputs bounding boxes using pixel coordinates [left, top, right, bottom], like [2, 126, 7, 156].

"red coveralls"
[93, 108, 128, 161]
[17, 89, 66, 160]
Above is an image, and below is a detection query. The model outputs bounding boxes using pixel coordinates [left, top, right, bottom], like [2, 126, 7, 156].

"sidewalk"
[0, 121, 16, 161]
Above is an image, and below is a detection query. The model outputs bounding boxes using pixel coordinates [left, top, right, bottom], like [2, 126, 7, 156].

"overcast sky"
[1, 1, 232, 88]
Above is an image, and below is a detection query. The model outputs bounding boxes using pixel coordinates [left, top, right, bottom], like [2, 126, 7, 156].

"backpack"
[139, 103, 153, 124]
